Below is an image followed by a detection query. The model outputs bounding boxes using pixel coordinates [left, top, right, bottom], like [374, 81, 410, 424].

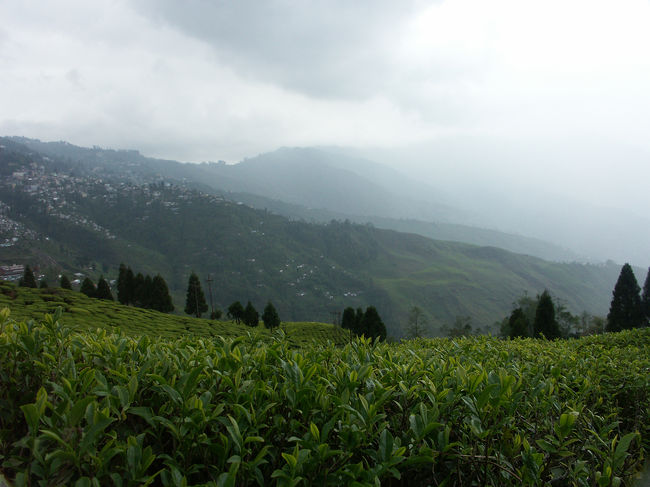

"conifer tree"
[243, 301, 259, 327]
[362, 306, 387, 341]
[117, 264, 129, 304]
[151, 274, 174, 313]
[262, 301, 281, 330]
[39, 279, 48, 289]
[133, 273, 146, 307]
[60, 274, 72, 290]
[80, 277, 96, 298]
[341, 307, 356, 331]
[642, 267, 650, 325]
[95, 276, 113, 300]
[19, 265, 37, 288]
[142, 275, 154, 308]
[124, 267, 135, 305]
[607, 263, 643, 332]
[508, 307, 530, 338]
[184, 272, 208, 318]
[227, 301, 245, 323]
[354, 307, 365, 336]
[533, 290, 561, 339]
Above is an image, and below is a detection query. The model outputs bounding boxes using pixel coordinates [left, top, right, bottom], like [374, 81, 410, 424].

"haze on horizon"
[1, 0, 649, 266]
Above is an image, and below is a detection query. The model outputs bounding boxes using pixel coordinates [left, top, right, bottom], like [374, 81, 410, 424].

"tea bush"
[1, 308, 648, 486]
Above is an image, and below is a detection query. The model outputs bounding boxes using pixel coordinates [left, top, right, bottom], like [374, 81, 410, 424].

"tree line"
[501, 263, 650, 339]
[184, 271, 281, 329]
[116, 264, 174, 313]
[340, 306, 387, 341]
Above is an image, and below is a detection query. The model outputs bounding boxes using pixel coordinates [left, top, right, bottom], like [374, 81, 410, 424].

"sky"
[1, 0, 650, 215]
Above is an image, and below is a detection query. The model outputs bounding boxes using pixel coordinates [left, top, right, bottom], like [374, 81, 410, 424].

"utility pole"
[206, 274, 214, 318]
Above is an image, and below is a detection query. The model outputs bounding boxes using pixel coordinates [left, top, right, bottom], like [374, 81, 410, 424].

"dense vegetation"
[1, 309, 648, 486]
[0, 282, 349, 347]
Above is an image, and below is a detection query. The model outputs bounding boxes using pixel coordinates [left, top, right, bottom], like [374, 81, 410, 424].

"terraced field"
[1, 304, 649, 485]
[0, 281, 349, 347]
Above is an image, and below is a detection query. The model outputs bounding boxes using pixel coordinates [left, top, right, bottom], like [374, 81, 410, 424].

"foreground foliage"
[1, 309, 649, 486]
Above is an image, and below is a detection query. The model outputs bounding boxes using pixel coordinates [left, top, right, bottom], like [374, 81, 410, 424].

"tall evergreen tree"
[184, 272, 208, 318]
[533, 290, 561, 339]
[124, 267, 135, 305]
[243, 301, 259, 327]
[362, 306, 387, 341]
[117, 264, 129, 305]
[60, 274, 72, 290]
[80, 277, 96, 298]
[39, 279, 48, 289]
[95, 276, 113, 300]
[133, 273, 146, 307]
[607, 263, 643, 332]
[142, 275, 154, 308]
[508, 307, 529, 338]
[354, 307, 365, 336]
[262, 301, 281, 330]
[151, 274, 174, 313]
[341, 307, 356, 331]
[642, 267, 650, 325]
[227, 301, 245, 324]
[19, 265, 37, 288]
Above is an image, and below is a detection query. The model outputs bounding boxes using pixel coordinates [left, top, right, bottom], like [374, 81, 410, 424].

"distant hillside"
[0, 140, 629, 337]
[7, 137, 581, 263]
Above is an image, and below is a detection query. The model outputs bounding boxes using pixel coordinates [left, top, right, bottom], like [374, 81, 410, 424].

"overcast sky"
[2, 0, 650, 214]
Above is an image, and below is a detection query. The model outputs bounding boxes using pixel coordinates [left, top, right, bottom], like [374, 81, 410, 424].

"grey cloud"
[133, 0, 423, 99]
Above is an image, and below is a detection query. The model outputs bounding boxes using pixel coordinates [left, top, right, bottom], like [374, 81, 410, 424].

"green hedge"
[1, 308, 648, 486]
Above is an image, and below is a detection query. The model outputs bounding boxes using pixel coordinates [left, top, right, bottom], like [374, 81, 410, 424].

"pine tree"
[184, 272, 208, 318]
[262, 301, 281, 330]
[243, 301, 259, 327]
[19, 265, 37, 288]
[117, 264, 129, 305]
[124, 267, 135, 305]
[362, 306, 386, 341]
[80, 277, 96, 298]
[607, 263, 643, 332]
[95, 276, 113, 300]
[354, 307, 365, 336]
[508, 307, 529, 338]
[60, 274, 72, 290]
[641, 267, 650, 325]
[227, 301, 245, 323]
[133, 273, 146, 307]
[39, 279, 48, 289]
[341, 307, 356, 331]
[142, 275, 154, 308]
[533, 290, 561, 339]
[151, 274, 174, 313]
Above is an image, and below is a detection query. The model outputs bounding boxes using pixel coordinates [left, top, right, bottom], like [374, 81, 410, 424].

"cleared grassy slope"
[368, 231, 622, 330]
[0, 281, 350, 346]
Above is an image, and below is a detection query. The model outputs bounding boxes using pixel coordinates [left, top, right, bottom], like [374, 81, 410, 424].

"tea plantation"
[0, 282, 350, 347]
[1, 306, 649, 486]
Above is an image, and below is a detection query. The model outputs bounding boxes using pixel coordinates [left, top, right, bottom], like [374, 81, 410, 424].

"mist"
[1, 0, 649, 267]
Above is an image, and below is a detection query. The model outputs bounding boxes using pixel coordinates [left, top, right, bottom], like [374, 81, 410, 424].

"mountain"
[8, 137, 583, 263]
[0, 138, 631, 337]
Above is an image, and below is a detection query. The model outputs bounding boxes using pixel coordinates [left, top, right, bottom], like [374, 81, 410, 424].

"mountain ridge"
[7, 136, 584, 263]
[0, 137, 633, 337]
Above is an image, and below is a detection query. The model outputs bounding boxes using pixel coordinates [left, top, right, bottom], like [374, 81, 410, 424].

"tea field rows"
[0, 281, 350, 347]
[1, 308, 649, 486]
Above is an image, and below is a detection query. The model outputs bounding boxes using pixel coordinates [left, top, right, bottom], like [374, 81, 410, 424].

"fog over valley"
[2, 0, 649, 266]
